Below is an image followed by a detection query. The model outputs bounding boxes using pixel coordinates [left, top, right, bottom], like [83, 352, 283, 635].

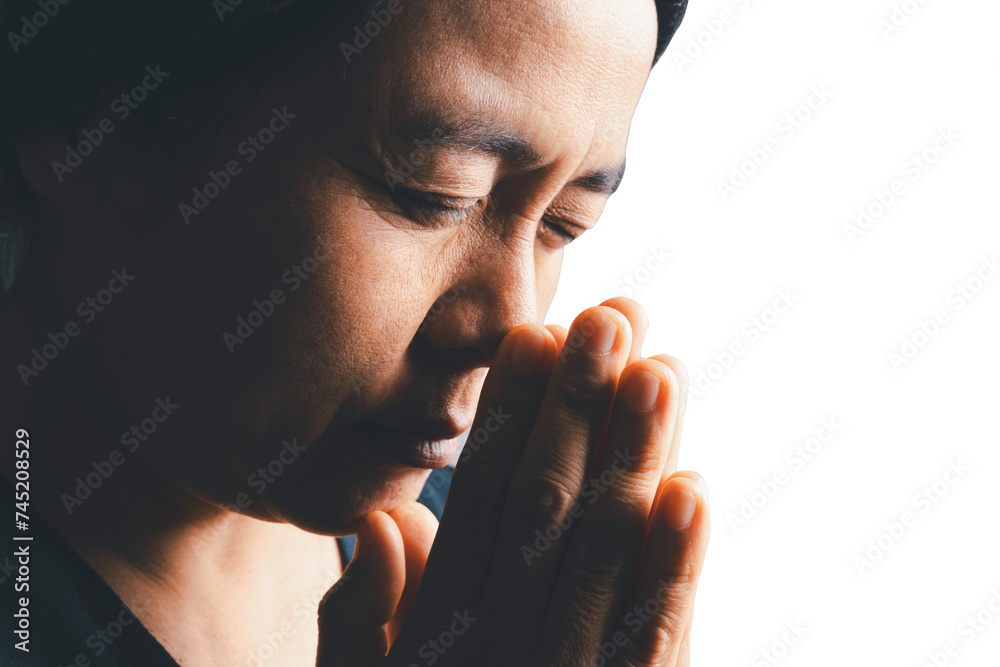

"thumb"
[316, 511, 405, 667]
[385, 501, 439, 644]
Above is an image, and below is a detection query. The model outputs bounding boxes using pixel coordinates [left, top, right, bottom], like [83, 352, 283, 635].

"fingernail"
[665, 487, 697, 531]
[582, 313, 617, 354]
[511, 329, 547, 372]
[623, 370, 660, 412]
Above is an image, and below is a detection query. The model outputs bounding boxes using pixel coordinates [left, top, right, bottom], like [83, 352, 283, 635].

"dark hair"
[0, 0, 686, 292]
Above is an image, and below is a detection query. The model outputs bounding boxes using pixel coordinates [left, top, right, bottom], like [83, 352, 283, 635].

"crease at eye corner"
[390, 185, 584, 249]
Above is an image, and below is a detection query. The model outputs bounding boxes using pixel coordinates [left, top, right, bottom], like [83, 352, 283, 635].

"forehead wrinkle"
[384, 104, 627, 203]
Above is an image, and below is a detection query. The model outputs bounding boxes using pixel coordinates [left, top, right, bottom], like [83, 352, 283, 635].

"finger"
[665, 481, 706, 667]
[589, 298, 650, 479]
[386, 501, 439, 644]
[545, 323, 568, 353]
[409, 324, 557, 615]
[546, 358, 681, 654]
[316, 511, 405, 667]
[609, 472, 710, 667]
[599, 297, 649, 364]
[485, 306, 631, 627]
[648, 355, 689, 479]
[677, 616, 692, 667]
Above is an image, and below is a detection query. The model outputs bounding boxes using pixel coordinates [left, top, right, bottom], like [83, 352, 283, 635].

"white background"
[545, 1, 1000, 665]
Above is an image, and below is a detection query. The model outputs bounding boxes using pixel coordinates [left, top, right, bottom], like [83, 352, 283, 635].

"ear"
[13, 120, 98, 206]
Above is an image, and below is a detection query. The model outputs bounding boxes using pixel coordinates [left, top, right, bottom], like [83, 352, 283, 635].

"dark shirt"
[0, 467, 453, 666]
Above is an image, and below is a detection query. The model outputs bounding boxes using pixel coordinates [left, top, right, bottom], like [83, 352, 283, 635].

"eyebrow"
[389, 116, 627, 196]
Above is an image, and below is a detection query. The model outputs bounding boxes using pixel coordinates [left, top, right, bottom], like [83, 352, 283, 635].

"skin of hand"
[318, 297, 711, 666]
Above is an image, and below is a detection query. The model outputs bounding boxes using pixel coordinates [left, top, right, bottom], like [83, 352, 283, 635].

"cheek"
[58, 172, 440, 501]
[200, 209, 460, 501]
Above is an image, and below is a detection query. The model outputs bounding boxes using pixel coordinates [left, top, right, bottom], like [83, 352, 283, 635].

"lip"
[361, 424, 463, 469]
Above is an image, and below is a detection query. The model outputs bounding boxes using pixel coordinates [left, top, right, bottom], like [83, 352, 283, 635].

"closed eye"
[394, 187, 481, 227]
[539, 215, 583, 248]
[393, 186, 584, 248]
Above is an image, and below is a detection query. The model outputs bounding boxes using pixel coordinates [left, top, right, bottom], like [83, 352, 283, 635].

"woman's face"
[20, 0, 658, 533]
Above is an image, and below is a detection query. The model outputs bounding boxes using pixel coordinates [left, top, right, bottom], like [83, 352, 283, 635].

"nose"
[417, 231, 539, 366]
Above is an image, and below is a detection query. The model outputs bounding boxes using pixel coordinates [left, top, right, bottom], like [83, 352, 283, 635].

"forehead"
[350, 0, 658, 169]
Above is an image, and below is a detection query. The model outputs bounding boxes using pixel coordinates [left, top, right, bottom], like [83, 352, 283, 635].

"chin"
[258, 464, 433, 535]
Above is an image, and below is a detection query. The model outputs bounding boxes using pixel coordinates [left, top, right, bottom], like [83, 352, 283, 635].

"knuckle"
[564, 526, 628, 591]
[646, 562, 700, 598]
[547, 371, 612, 417]
[587, 467, 648, 512]
[504, 472, 578, 536]
[619, 580, 692, 665]
[614, 442, 663, 480]
[621, 615, 683, 666]
[593, 439, 663, 494]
